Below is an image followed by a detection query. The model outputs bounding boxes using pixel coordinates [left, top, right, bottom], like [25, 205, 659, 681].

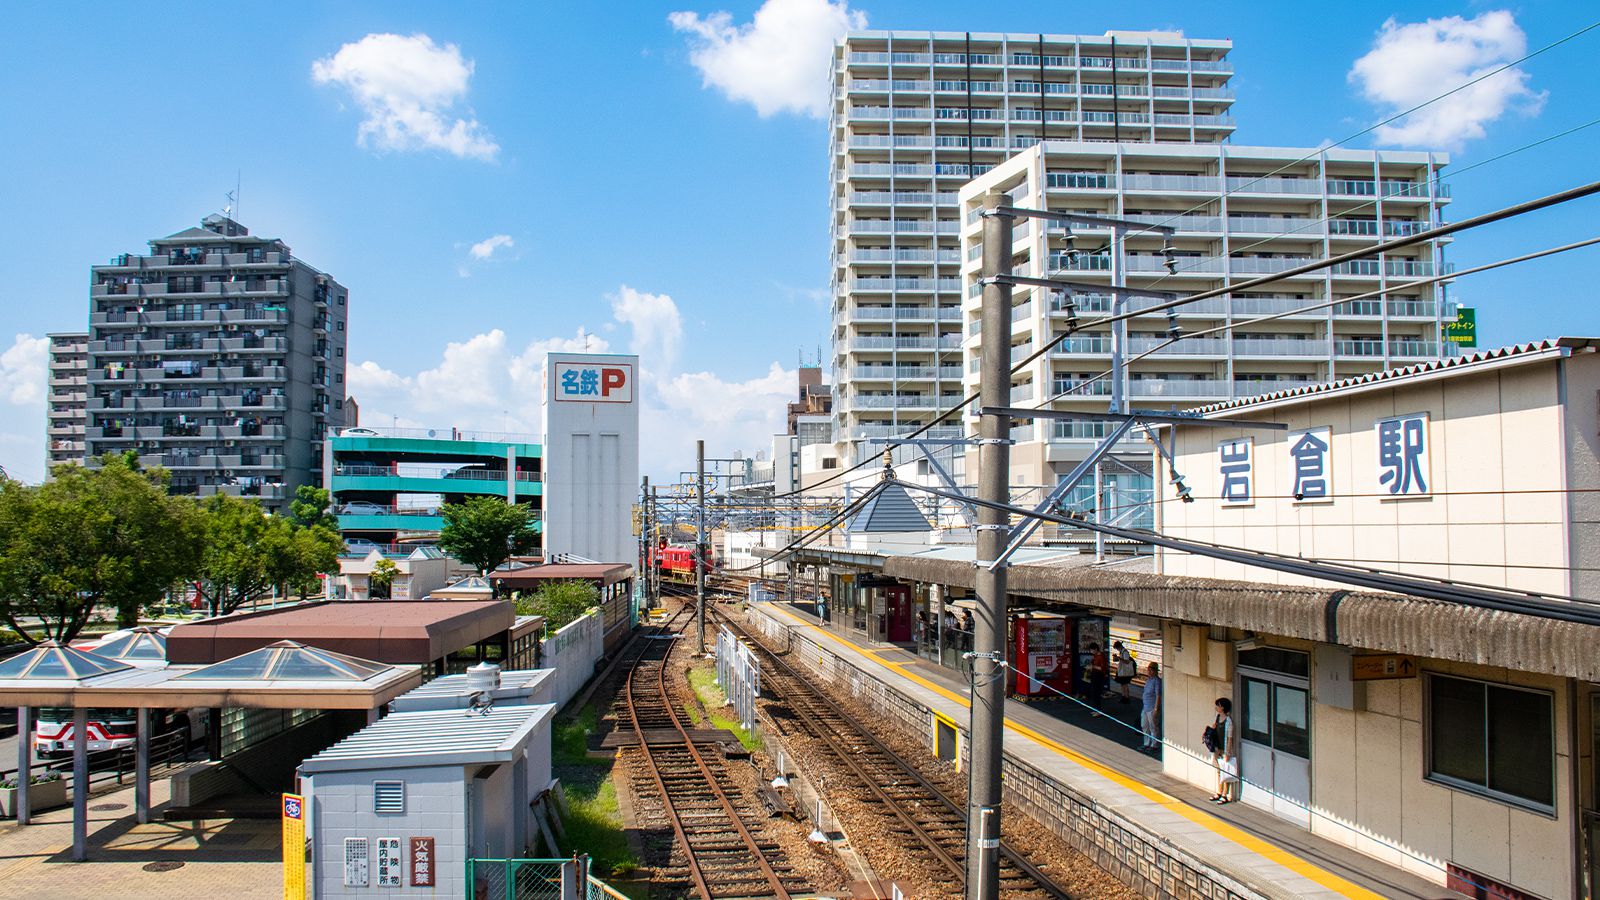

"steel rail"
[623, 603, 793, 900]
[713, 605, 1073, 900]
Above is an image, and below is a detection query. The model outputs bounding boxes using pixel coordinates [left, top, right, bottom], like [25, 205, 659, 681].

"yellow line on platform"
[765, 605, 1383, 900]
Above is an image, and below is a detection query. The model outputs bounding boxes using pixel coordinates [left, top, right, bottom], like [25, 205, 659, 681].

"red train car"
[655, 543, 717, 584]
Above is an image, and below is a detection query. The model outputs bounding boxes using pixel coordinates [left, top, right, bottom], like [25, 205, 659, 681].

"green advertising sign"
[1444, 307, 1477, 347]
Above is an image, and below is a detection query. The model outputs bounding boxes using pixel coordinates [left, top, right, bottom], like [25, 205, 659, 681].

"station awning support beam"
[72, 706, 88, 861]
[15, 707, 30, 826]
[135, 708, 150, 824]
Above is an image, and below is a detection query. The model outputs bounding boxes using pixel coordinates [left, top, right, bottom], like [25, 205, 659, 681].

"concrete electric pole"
[696, 439, 707, 654]
[967, 190, 1013, 900]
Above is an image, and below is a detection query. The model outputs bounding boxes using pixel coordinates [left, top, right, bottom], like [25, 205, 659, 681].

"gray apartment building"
[45, 331, 88, 474]
[85, 214, 348, 512]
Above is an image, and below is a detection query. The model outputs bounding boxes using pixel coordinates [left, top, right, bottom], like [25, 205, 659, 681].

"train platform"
[745, 600, 1459, 900]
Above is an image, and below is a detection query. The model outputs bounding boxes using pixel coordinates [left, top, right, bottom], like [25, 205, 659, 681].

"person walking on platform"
[1207, 697, 1238, 803]
[1086, 642, 1109, 716]
[1112, 640, 1137, 703]
[1140, 663, 1162, 750]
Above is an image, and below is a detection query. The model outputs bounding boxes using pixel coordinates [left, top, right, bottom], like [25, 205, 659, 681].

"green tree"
[368, 558, 398, 599]
[289, 485, 337, 531]
[438, 496, 539, 575]
[195, 494, 340, 615]
[0, 456, 201, 642]
[514, 580, 598, 631]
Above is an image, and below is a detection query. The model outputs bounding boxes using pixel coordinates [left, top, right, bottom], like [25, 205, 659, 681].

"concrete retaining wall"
[744, 605, 1262, 900]
[541, 612, 604, 710]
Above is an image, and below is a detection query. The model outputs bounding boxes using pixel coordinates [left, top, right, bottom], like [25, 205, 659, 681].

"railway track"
[712, 604, 1074, 900]
[617, 602, 809, 900]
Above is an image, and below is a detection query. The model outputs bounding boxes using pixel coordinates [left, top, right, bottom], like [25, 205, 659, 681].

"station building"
[759, 339, 1600, 899]
[1150, 337, 1600, 899]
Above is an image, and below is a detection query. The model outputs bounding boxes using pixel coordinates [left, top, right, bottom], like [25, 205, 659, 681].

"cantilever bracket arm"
[981, 205, 1177, 236]
[982, 406, 1288, 431]
[978, 274, 1179, 300]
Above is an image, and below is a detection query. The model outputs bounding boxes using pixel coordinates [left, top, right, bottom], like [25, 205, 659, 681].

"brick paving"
[0, 779, 282, 899]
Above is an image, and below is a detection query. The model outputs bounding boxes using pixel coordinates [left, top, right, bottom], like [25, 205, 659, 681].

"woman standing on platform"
[1208, 697, 1239, 803]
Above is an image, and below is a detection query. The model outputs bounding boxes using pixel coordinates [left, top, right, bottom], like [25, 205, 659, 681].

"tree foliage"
[369, 558, 398, 599]
[194, 494, 341, 616]
[514, 580, 598, 632]
[0, 456, 202, 642]
[438, 496, 539, 575]
[289, 485, 338, 531]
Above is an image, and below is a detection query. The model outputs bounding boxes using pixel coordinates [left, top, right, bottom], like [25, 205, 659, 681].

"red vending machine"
[1011, 613, 1072, 697]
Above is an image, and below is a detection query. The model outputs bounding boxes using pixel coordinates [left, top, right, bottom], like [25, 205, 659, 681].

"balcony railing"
[334, 464, 541, 483]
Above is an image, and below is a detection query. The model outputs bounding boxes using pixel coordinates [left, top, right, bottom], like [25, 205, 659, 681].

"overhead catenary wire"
[717, 480, 888, 573]
[1069, 18, 1600, 257]
[1034, 235, 1600, 407]
[1120, 113, 1600, 288]
[891, 479, 1600, 625]
[810, 34, 1600, 499]
[786, 178, 1600, 501]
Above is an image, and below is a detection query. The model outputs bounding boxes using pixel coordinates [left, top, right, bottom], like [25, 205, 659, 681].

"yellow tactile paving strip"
[765, 604, 1384, 900]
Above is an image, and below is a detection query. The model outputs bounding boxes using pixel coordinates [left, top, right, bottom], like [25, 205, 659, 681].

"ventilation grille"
[373, 780, 405, 814]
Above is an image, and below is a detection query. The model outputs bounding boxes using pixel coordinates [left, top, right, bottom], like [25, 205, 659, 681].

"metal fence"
[715, 626, 760, 733]
[465, 857, 629, 900]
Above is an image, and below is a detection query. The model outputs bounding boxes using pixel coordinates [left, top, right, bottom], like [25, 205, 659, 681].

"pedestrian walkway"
[0, 778, 280, 899]
[751, 601, 1458, 900]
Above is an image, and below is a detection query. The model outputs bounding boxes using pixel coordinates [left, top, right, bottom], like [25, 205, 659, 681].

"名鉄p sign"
[554, 362, 634, 403]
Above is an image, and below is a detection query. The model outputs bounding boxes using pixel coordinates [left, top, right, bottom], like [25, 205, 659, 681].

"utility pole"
[696, 439, 707, 654]
[967, 190, 1013, 900]
[641, 475, 651, 611]
[650, 485, 660, 607]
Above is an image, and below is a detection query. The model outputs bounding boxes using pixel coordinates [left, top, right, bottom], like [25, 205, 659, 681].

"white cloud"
[610, 285, 683, 372]
[1349, 10, 1545, 150]
[350, 288, 795, 478]
[469, 234, 514, 260]
[312, 32, 500, 160]
[0, 334, 48, 483]
[668, 0, 866, 118]
[646, 363, 796, 470]
[349, 329, 607, 434]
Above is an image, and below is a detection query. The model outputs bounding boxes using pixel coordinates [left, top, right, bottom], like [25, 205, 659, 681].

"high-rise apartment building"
[44, 331, 88, 473]
[85, 214, 348, 512]
[829, 30, 1237, 462]
[959, 143, 1451, 496]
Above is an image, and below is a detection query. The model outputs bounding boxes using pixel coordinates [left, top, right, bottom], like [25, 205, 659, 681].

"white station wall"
[541, 352, 640, 565]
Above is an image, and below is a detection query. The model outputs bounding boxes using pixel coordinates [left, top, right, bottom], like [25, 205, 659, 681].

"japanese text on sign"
[281, 794, 305, 900]
[1218, 437, 1253, 506]
[1287, 427, 1332, 501]
[553, 361, 633, 403]
[1376, 413, 1430, 497]
[410, 836, 436, 887]
[376, 837, 402, 887]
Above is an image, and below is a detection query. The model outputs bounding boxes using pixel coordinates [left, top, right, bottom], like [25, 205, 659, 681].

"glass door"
[1238, 670, 1312, 826]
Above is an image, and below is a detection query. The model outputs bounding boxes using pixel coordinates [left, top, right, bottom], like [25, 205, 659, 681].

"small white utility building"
[299, 701, 555, 899]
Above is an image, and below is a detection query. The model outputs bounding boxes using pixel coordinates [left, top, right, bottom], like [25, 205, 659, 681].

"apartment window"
[1427, 674, 1554, 811]
[336, 321, 344, 331]
[336, 348, 344, 358]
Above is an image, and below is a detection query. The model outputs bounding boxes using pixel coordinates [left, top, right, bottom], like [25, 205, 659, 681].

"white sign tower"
[541, 352, 640, 564]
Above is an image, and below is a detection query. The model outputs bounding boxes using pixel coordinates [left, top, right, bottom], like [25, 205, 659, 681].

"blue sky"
[2, 1, 1598, 483]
